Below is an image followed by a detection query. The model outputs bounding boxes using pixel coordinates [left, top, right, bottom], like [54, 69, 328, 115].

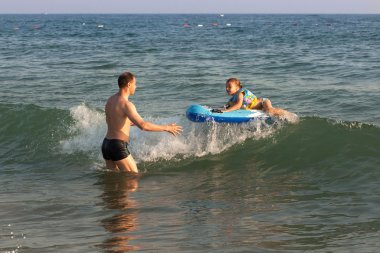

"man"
[101, 71, 182, 173]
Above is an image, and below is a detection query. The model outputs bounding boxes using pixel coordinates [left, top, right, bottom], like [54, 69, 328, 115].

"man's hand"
[166, 123, 183, 136]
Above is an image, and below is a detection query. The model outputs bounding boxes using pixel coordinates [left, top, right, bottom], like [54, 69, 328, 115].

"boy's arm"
[125, 101, 182, 136]
[223, 93, 244, 112]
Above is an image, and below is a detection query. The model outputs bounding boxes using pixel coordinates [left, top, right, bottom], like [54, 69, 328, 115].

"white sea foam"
[60, 104, 105, 157]
[127, 118, 278, 162]
[278, 111, 299, 124]
[60, 104, 289, 163]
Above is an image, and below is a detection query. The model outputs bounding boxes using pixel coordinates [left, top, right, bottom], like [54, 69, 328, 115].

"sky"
[0, 0, 379, 14]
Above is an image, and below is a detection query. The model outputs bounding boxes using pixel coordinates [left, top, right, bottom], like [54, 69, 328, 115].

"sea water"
[0, 14, 380, 252]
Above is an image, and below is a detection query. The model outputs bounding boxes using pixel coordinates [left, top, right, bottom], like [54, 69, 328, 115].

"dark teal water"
[0, 14, 380, 252]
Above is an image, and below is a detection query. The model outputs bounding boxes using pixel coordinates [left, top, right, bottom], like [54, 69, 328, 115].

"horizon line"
[1, 12, 379, 15]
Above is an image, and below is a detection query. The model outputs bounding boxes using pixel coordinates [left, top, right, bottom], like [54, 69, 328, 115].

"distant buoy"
[220, 14, 224, 17]
[183, 23, 190, 28]
[197, 24, 203, 27]
[226, 23, 231, 26]
[97, 24, 104, 28]
[212, 22, 219, 26]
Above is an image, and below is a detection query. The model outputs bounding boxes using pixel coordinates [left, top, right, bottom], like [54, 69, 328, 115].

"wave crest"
[59, 104, 281, 163]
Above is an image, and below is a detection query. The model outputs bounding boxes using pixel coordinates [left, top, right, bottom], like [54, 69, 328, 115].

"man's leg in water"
[114, 155, 138, 174]
[105, 159, 119, 171]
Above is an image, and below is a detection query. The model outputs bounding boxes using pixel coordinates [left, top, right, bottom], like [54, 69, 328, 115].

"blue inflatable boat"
[186, 104, 272, 123]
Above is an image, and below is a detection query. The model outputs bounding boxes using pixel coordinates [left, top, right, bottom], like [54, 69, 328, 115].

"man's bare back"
[105, 93, 132, 142]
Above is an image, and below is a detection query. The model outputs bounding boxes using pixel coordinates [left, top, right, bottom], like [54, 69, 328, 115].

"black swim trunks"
[101, 138, 131, 161]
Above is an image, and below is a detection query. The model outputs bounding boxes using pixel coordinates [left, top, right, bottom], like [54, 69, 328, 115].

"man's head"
[118, 72, 135, 89]
[118, 72, 136, 94]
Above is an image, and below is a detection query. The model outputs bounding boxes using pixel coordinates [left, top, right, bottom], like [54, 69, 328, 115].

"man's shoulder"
[107, 93, 118, 103]
[123, 99, 136, 111]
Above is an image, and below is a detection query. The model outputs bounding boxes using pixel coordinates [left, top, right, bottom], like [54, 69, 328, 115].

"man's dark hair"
[118, 72, 135, 88]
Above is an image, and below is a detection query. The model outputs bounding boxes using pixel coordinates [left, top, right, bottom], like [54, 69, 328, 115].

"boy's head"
[225, 78, 242, 95]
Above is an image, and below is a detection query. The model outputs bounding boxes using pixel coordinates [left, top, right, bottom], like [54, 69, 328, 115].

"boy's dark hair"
[118, 72, 135, 88]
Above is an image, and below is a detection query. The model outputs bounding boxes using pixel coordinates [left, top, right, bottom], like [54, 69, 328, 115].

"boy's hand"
[211, 108, 223, 113]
